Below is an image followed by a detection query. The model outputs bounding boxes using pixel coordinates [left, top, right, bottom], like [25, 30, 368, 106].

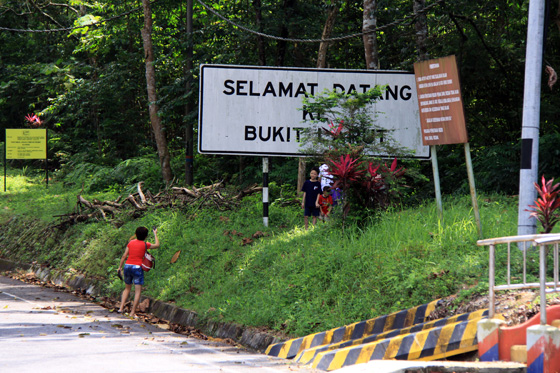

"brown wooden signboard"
[413, 55, 468, 145]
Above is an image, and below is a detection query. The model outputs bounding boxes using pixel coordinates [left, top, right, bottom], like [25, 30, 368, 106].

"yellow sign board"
[5, 129, 47, 159]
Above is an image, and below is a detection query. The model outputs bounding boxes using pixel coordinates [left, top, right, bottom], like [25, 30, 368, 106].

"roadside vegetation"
[3, 1, 560, 342]
[3, 166, 553, 338]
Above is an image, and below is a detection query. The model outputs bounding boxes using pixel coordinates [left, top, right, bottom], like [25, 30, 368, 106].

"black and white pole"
[3, 137, 6, 192]
[45, 129, 49, 188]
[517, 0, 545, 237]
[263, 157, 269, 227]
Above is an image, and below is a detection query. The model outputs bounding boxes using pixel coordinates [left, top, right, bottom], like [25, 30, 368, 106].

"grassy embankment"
[0, 170, 542, 338]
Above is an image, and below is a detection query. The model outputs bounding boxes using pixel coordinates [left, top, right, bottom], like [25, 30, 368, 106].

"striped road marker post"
[263, 157, 269, 227]
[477, 318, 505, 361]
[526, 324, 560, 373]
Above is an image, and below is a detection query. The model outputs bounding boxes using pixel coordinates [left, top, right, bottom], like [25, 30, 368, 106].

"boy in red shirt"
[117, 226, 159, 317]
[316, 186, 333, 221]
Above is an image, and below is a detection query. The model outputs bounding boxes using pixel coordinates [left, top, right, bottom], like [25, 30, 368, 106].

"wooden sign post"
[414, 55, 482, 238]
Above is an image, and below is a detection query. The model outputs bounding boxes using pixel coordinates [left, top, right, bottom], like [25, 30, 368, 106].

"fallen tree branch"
[55, 181, 253, 228]
[126, 194, 144, 210]
[235, 184, 263, 200]
[138, 182, 147, 204]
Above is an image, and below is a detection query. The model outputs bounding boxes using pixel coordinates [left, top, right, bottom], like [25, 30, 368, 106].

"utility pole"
[517, 0, 546, 237]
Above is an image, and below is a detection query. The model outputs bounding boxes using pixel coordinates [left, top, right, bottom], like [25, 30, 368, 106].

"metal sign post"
[464, 142, 483, 238]
[3, 143, 6, 192]
[430, 145, 443, 221]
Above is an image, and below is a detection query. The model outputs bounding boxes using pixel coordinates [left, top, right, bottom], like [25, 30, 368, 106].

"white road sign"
[198, 65, 429, 158]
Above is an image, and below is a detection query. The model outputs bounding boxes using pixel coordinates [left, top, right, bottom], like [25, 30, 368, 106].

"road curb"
[147, 298, 281, 351]
[0, 258, 283, 352]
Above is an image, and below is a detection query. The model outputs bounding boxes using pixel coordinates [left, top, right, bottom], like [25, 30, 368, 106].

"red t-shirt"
[125, 239, 152, 266]
[318, 195, 333, 215]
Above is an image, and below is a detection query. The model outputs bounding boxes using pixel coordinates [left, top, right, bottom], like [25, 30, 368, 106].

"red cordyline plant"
[526, 175, 560, 234]
[25, 113, 42, 127]
[322, 120, 344, 139]
[362, 158, 406, 210]
[364, 158, 405, 191]
[327, 154, 364, 219]
[327, 154, 365, 192]
[327, 155, 407, 220]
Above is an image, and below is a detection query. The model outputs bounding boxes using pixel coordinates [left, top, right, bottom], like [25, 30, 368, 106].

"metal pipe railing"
[477, 234, 560, 324]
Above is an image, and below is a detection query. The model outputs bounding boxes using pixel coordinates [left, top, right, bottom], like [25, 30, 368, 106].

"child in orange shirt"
[316, 186, 333, 221]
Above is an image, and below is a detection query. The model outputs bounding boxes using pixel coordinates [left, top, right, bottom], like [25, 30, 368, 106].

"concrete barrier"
[312, 314, 483, 371]
[295, 309, 488, 365]
[266, 299, 441, 359]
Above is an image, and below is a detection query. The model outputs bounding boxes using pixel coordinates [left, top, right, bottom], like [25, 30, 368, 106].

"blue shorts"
[123, 264, 144, 285]
[304, 206, 320, 217]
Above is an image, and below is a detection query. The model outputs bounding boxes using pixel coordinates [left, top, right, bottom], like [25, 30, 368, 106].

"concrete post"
[477, 318, 506, 361]
[527, 324, 560, 373]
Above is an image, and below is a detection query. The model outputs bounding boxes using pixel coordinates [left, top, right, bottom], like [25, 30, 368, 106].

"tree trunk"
[317, 5, 338, 68]
[555, 0, 560, 31]
[253, 0, 267, 66]
[184, 0, 194, 185]
[141, 0, 172, 184]
[275, 0, 297, 66]
[414, 0, 429, 61]
[362, 0, 379, 70]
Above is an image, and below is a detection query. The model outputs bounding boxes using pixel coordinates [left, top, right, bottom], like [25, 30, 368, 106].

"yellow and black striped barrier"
[295, 309, 488, 365]
[265, 299, 441, 359]
[311, 311, 487, 371]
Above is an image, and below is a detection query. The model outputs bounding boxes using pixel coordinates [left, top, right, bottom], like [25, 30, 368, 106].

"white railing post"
[555, 243, 559, 292]
[506, 242, 511, 286]
[523, 241, 527, 283]
[488, 244, 495, 319]
[539, 243, 547, 325]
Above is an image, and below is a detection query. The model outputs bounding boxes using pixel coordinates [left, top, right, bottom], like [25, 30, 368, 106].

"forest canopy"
[1, 0, 560, 196]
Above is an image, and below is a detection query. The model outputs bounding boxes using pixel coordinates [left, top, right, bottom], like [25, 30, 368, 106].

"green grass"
[0, 170, 550, 338]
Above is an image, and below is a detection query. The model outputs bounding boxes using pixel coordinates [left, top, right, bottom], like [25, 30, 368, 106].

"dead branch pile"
[53, 182, 263, 229]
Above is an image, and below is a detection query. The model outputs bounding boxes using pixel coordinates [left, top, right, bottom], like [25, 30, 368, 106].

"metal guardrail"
[477, 234, 560, 325]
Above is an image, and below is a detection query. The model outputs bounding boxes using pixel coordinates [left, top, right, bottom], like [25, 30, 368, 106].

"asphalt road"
[0, 275, 318, 373]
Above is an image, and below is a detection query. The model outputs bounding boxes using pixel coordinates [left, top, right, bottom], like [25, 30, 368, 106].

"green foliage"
[1, 174, 537, 337]
[300, 88, 406, 158]
[58, 155, 164, 192]
[0, 169, 76, 222]
[437, 132, 560, 196]
[1, 0, 560, 191]
[193, 154, 299, 188]
[3, 0, 560, 336]
[298, 88, 412, 222]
